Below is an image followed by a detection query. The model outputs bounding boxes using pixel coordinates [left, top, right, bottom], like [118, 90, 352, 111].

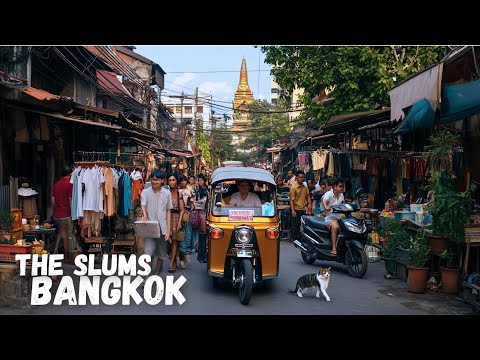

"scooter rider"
[322, 178, 345, 256]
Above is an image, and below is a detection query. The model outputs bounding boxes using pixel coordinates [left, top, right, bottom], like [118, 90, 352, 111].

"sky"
[134, 45, 272, 116]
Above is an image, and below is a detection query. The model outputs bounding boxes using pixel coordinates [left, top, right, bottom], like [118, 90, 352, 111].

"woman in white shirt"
[229, 180, 262, 207]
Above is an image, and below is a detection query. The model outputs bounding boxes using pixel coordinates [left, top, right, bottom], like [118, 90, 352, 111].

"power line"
[167, 69, 273, 74]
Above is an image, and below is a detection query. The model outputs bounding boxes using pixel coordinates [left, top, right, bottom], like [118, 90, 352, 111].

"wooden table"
[24, 228, 56, 253]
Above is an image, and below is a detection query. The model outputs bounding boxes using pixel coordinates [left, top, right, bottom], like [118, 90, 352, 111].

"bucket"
[410, 204, 423, 213]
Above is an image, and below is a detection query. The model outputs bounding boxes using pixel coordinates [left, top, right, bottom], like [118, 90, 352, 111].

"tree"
[260, 46, 445, 125]
[195, 118, 211, 165]
[242, 99, 291, 163]
[211, 123, 236, 164]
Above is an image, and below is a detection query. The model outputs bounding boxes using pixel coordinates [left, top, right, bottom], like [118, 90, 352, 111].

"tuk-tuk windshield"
[211, 180, 276, 218]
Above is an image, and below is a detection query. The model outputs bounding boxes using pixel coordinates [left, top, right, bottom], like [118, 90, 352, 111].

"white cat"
[288, 267, 331, 301]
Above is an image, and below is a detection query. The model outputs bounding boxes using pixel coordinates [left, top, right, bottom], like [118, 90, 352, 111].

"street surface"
[0, 241, 475, 315]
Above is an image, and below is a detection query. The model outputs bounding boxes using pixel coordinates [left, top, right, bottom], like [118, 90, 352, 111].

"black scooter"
[293, 189, 372, 278]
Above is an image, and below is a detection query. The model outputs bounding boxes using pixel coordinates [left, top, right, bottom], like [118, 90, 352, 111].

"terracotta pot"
[440, 267, 460, 294]
[1, 233, 11, 241]
[428, 235, 449, 256]
[407, 266, 429, 293]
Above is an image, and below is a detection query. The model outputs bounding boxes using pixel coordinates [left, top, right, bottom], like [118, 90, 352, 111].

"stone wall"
[0, 264, 31, 307]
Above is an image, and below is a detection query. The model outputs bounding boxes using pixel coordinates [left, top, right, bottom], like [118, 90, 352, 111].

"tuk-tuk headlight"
[236, 228, 253, 243]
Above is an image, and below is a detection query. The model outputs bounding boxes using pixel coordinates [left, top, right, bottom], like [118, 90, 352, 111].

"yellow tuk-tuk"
[207, 166, 279, 305]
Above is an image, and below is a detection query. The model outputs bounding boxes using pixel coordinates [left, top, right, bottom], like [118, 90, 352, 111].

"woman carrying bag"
[178, 175, 194, 267]
[192, 174, 209, 263]
[166, 173, 185, 273]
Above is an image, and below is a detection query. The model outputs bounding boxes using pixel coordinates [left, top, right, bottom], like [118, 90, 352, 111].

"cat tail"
[287, 286, 298, 294]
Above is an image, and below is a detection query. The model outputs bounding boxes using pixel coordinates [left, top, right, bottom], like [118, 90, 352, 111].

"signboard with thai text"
[228, 209, 254, 221]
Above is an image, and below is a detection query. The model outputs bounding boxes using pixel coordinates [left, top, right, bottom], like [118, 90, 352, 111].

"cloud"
[199, 81, 233, 100]
[173, 72, 196, 87]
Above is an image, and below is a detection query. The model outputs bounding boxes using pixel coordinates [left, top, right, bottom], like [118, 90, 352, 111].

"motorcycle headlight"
[344, 221, 366, 234]
[236, 227, 253, 243]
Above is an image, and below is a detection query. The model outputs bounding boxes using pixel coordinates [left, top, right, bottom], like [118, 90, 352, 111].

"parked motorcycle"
[293, 189, 372, 278]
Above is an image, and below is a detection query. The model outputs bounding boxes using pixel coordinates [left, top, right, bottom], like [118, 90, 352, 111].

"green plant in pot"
[407, 233, 431, 293]
[426, 129, 472, 255]
[439, 247, 461, 294]
[0, 213, 15, 242]
[380, 234, 399, 276]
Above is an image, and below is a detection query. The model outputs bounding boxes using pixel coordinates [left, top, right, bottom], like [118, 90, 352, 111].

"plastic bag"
[262, 202, 275, 216]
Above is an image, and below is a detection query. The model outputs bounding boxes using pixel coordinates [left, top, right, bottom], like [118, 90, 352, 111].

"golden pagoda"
[232, 57, 254, 132]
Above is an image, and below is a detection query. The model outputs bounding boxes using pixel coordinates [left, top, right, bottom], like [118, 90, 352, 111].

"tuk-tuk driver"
[229, 180, 262, 207]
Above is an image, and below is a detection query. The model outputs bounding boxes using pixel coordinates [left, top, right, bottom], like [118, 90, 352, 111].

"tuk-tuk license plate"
[237, 250, 253, 257]
[228, 210, 254, 221]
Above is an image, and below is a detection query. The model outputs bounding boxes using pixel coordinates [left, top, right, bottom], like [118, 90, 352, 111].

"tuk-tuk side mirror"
[216, 202, 222, 207]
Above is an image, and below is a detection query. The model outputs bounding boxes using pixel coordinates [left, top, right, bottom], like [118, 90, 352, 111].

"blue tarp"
[394, 79, 480, 134]
[440, 79, 480, 124]
[393, 98, 436, 135]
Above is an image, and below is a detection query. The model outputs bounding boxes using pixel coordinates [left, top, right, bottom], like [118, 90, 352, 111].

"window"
[271, 88, 279, 94]
[184, 106, 192, 114]
[167, 106, 174, 113]
[197, 106, 203, 113]
[271, 99, 278, 105]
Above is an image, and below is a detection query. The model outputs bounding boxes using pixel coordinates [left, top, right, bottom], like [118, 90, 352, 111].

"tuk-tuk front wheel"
[238, 259, 253, 305]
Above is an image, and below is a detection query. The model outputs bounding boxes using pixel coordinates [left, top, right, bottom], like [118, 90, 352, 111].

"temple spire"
[239, 56, 249, 86]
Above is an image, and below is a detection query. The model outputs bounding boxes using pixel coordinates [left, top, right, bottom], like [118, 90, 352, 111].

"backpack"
[190, 210, 201, 229]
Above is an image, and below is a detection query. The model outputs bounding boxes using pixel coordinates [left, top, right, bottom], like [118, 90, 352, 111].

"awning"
[393, 79, 480, 133]
[22, 86, 72, 101]
[440, 79, 480, 124]
[322, 109, 390, 134]
[389, 62, 443, 122]
[7, 105, 122, 130]
[96, 69, 134, 98]
[393, 99, 436, 135]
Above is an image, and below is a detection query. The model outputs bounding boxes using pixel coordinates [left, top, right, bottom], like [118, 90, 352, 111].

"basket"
[32, 243, 44, 255]
[0, 244, 32, 263]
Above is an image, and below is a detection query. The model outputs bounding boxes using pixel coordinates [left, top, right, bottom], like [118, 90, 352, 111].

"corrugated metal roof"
[96, 69, 134, 98]
[22, 86, 72, 101]
[323, 109, 390, 132]
[113, 46, 153, 65]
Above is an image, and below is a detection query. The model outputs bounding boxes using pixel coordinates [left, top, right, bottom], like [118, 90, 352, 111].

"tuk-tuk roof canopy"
[211, 166, 275, 186]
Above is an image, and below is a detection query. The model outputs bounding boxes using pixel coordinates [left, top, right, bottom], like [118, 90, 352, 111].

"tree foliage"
[242, 99, 291, 162]
[260, 46, 445, 125]
[211, 123, 236, 164]
[195, 119, 211, 165]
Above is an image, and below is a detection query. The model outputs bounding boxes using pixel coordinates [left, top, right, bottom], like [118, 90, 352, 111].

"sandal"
[168, 264, 176, 273]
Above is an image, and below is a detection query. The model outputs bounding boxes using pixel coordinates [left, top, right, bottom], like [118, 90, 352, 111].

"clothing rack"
[74, 151, 147, 167]
[322, 147, 462, 160]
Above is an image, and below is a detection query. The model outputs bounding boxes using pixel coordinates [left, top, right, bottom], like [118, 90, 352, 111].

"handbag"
[174, 229, 185, 242]
[182, 211, 190, 223]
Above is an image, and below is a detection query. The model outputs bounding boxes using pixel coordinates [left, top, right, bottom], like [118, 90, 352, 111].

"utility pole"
[180, 91, 184, 138]
[210, 110, 216, 170]
[193, 87, 198, 175]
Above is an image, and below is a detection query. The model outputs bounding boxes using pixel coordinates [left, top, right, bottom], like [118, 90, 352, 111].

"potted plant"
[426, 129, 473, 255]
[407, 231, 431, 293]
[379, 220, 405, 276]
[439, 247, 461, 294]
[0, 212, 15, 240]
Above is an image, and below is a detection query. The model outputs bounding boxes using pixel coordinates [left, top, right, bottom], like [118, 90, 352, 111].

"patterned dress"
[170, 190, 182, 240]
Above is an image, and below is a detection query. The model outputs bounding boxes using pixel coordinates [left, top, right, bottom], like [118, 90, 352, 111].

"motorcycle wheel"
[345, 246, 368, 278]
[301, 251, 316, 265]
[238, 259, 253, 305]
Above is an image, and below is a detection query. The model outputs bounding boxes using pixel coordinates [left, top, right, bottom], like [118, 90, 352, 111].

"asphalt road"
[0, 241, 476, 315]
